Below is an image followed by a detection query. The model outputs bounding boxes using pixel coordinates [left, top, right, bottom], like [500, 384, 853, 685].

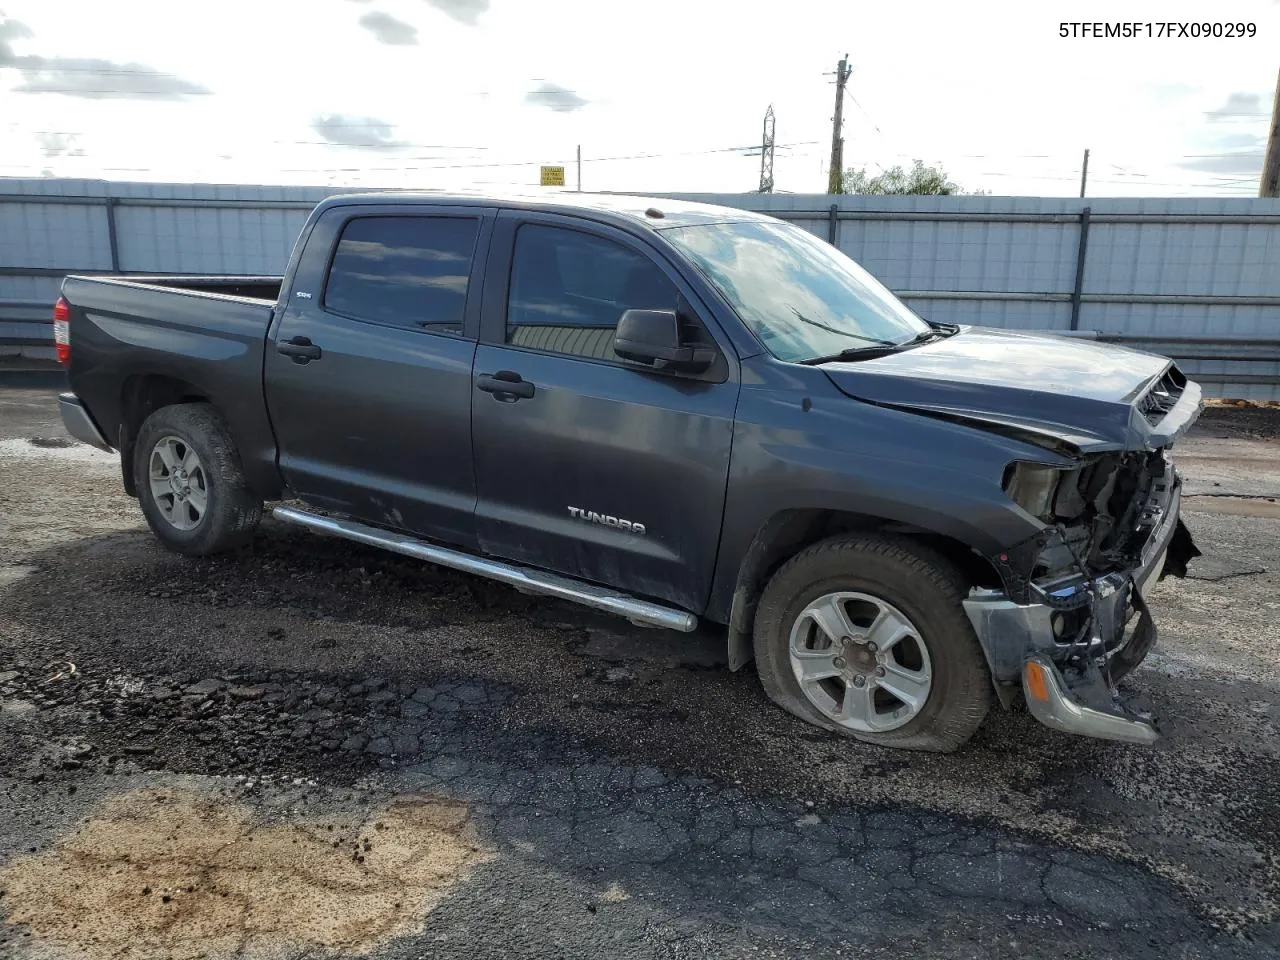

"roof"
[314, 190, 773, 231]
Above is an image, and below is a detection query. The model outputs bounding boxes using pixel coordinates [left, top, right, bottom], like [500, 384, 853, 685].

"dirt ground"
[1, 373, 1278, 959]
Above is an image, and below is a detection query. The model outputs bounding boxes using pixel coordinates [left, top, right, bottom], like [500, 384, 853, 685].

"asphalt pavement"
[1, 372, 1277, 959]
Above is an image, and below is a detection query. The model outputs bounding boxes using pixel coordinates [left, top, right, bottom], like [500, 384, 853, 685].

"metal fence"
[0, 180, 326, 361]
[3, 179, 1279, 399]
[669, 193, 1280, 401]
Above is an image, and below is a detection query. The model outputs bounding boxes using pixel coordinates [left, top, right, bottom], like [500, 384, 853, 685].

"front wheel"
[134, 403, 263, 556]
[753, 534, 992, 752]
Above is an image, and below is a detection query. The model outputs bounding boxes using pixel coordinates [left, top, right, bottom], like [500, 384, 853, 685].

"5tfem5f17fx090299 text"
[1060, 22, 1256, 38]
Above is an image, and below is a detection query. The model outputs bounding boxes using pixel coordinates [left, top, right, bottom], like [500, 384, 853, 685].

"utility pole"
[827, 55, 852, 194]
[1079, 148, 1090, 198]
[758, 105, 776, 193]
[1260, 69, 1280, 197]
[576, 144, 582, 192]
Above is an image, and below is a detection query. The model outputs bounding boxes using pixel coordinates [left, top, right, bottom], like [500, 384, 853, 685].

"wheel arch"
[119, 374, 213, 496]
[723, 508, 1002, 671]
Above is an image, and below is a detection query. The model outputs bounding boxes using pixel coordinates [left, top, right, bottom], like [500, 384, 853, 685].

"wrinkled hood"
[819, 327, 1193, 453]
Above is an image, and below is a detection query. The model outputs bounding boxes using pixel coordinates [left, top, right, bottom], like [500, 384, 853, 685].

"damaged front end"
[963, 377, 1204, 744]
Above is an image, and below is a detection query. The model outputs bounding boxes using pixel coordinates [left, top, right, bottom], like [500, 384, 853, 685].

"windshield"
[662, 219, 930, 362]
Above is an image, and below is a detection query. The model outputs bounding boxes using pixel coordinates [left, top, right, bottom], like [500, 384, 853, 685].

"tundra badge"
[567, 506, 646, 535]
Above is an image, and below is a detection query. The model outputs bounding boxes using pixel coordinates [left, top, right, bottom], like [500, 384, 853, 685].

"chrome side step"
[272, 506, 698, 633]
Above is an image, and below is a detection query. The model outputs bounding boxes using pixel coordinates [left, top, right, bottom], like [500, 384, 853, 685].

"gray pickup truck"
[55, 192, 1202, 751]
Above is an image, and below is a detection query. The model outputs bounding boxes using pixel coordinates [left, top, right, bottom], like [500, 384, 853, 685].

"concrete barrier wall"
[3, 179, 1278, 399]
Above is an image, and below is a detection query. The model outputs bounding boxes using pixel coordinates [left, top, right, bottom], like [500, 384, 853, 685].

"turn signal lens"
[1024, 660, 1050, 703]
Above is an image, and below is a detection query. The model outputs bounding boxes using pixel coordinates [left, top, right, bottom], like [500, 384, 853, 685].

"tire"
[753, 534, 992, 753]
[134, 403, 263, 556]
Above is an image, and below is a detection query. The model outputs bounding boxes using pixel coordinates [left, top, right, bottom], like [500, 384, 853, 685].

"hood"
[820, 327, 1180, 454]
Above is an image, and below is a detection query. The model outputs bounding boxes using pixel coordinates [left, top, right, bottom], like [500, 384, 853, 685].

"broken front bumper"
[962, 481, 1194, 744]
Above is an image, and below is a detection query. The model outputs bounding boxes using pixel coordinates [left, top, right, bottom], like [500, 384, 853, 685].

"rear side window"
[324, 216, 479, 334]
[506, 224, 677, 361]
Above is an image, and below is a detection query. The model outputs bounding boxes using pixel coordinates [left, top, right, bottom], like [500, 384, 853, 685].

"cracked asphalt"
[1, 371, 1278, 959]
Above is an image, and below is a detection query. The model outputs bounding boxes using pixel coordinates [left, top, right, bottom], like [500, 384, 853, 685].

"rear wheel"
[753, 534, 992, 752]
[134, 403, 262, 556]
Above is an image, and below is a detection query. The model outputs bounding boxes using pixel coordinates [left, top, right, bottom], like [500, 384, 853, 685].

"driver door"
[469, 211, 740, 613]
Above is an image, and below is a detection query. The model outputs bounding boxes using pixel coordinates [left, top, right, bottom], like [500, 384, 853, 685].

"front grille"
[1137, 365, 1186, 427]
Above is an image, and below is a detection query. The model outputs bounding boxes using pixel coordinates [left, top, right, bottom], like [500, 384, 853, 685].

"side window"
[324, 216, 479, 334]
[506, 224, 677, 361]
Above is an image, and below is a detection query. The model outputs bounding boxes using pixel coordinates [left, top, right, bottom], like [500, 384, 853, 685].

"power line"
[1, 67, 207, 79]
[5, 87, 210, 96]
[9, 131, 1260, 193]
[265, 142, 818, 175]
[1177, 152, 1266, 159]
[847, 94, 885, 140]
[18, 128, 818, 171]
[276, 141, 488, 150]
[9, 160, 1234, 191]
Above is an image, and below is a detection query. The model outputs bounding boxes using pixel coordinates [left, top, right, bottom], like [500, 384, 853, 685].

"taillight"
[53, 296, 70, 365]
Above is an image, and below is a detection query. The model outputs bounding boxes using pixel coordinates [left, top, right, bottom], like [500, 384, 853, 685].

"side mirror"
[613, 309, 716, 373]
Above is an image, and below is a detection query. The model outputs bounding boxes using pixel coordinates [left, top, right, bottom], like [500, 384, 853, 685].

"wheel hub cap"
[787, 591, 933, 733]
[148, 436, 207, 531]
[847, 644, 877, 672]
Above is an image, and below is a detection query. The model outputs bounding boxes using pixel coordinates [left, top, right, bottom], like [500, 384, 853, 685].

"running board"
[271, 506, 698, 633]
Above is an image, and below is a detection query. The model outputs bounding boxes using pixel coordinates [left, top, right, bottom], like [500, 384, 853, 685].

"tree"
[840, 159, 972, 195]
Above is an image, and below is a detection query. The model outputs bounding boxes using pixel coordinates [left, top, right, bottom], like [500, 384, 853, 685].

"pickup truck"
[55, 192, 1202, 752]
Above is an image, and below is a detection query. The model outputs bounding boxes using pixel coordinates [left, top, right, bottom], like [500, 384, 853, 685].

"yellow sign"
[540, 165, 566, 187]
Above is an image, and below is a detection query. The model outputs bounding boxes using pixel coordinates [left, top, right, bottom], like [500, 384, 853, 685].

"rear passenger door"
[469, 212, 740, 613]
[265, 204, 492, 548]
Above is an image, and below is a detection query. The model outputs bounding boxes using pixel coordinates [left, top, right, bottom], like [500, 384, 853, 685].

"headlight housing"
[1003, 462, 1072, 522]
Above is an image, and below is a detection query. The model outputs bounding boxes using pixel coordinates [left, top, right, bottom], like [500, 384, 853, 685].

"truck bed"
[60, 273, 285, 497]
[88, 275, 284, 302]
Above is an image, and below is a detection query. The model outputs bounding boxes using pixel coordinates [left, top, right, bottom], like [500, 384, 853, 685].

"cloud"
[1180, 152, 1265, 176]
[0, 15, 207, 99]
[1178, 130, 1265, 176]
[11, 58, 207, 99]
[1211, 132, 1269, 150]
[524, 81, 588, 113]
[1206, 92, 1264, 120]
[340, 240, 467, 263]
[424, 0, 489, 26]
[1147, 82, 1198, 106]
[37, 132, 85, 158]
[311, 113, 406, 149]
[0, 16, 34, 56]
[359, 11, 418, 45]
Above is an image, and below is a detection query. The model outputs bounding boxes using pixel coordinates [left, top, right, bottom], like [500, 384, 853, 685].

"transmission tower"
[758, 105, 776, 193]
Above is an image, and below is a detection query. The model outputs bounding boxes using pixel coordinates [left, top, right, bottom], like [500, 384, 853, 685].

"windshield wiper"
[901, 328, 939, 346]
[800, 327, 946, 364]
[789, 308, 930, 365]
[798, 344, 903, 365]
[786, 308, 902, 345]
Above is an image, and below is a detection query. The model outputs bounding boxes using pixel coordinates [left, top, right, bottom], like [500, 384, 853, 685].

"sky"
[1, 0, 1278, 197]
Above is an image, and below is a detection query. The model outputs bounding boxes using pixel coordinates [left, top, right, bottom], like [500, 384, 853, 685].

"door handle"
[277, 336, 322, 363]
[476, 371, 535, 400]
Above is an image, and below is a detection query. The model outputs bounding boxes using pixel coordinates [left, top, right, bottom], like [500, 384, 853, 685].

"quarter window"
[324, 216, 479, 334]
[506, 224, 677, 361]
